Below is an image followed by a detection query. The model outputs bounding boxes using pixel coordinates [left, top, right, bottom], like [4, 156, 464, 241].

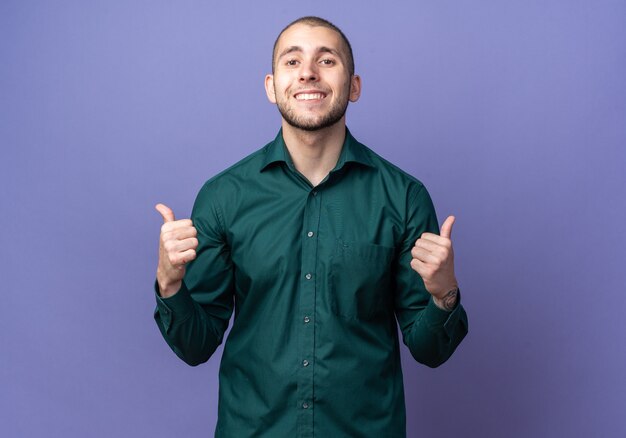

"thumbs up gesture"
[155, 203, 199, 298]
[410, 216, 459, 309]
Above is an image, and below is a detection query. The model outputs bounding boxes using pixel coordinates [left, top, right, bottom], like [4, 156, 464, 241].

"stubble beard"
[276, 83, 351, 132]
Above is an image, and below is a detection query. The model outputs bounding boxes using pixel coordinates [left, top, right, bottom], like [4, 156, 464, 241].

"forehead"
[275, 23, 345, 55]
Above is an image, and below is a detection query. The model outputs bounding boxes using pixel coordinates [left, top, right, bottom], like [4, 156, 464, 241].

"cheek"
[332, 75, 352, 96]
[273, 73, 294, 91]
[274, 81, 291, 99]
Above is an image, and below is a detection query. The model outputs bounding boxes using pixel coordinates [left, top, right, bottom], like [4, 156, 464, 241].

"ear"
[264, 74, 277, 104]
[349, 74, 361, 102]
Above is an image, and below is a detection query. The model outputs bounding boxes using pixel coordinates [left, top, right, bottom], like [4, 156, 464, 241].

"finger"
[164, 237, 199, 254]
[178, 248, 197, 264]
[411, 247, 440, 264]
[410, 257, 428, 275]
[419, 233, 451, 247]
[168, 248, 196, 267]
[164, 225, 197, 240]
[440, 215, 455, 239]
[414, 238, 443, 252]
[155, 203, 176, 223]
[161, 219, 194, 233]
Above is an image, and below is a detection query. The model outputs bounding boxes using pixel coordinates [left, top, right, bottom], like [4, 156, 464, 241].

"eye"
[285, 59, 299, 66]
[320, 58, 335, 65]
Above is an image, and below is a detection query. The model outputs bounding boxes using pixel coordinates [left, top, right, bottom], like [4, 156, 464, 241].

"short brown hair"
[272, 16, 355, 76]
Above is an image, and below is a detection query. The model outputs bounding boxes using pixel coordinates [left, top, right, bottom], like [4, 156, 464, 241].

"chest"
[225, 180, 404, 293]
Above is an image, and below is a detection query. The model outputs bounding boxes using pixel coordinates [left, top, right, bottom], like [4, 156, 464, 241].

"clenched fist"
[155, 203, 198, 298]
[410, 215, 459, 311]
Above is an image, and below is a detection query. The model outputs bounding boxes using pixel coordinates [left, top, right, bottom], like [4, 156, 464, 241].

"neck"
[281, 119, 346, 187]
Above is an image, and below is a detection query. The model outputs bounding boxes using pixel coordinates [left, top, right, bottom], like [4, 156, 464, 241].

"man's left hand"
[410, 216, 459, 310]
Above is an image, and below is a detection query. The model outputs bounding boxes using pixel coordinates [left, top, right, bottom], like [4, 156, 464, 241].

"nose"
[299, 60, 319, 83]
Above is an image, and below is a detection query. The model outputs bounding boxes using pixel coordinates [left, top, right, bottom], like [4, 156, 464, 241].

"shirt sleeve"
[393, 183, 468, 368]
[153, 182, 234, 366]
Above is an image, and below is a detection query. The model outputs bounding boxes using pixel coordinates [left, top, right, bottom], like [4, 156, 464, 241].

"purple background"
[2, 1, 625, 437]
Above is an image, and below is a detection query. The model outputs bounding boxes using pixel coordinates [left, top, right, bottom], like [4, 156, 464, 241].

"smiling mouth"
[294, 92, 327, 101]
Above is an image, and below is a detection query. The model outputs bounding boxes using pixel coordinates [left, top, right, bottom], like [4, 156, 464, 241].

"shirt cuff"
[421, 289, 463, 338]
[153, 280, 195, 334]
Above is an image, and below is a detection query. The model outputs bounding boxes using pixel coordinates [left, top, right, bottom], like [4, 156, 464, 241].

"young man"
[154, 16, 468, 437]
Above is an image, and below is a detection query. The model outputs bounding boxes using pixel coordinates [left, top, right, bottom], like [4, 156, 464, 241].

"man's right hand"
[155, 203, 198, 298]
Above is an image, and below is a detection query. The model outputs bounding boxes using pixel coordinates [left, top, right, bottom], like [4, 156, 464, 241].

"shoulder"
[353, 138, 439, 235]
[194, 141, 272, 201]
[353, 138, 428, 199]
[189, 141, 273, 229]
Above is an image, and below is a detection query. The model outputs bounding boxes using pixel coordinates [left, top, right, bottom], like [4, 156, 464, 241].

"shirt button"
[304, 316, 310, 323]
[305, 273, 312, 280]
[307, 231, 314, 237]
[303, 359, 309, 367]
[312, 191, 317, 196]
[303, 402, 309, 409]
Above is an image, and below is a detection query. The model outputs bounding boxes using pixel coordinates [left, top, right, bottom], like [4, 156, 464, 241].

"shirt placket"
[296, 187, 322, 438]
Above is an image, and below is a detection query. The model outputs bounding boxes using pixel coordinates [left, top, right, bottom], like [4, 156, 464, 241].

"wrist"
[156, 270, 182, 298]
[433, 287, 459, 311]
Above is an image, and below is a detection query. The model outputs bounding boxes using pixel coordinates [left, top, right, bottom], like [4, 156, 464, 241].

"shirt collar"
[260, 127, 375, 172]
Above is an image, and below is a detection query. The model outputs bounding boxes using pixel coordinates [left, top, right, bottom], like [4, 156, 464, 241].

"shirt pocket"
[328, 240, 395, 320]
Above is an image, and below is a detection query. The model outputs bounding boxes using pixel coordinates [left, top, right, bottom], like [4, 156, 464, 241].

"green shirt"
[154, 128, 468, 437]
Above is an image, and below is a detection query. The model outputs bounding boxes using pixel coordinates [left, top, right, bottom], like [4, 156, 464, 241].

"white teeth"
[295, 93, 324, 101]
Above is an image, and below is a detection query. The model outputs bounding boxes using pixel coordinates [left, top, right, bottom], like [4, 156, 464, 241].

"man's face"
[265, 24, 361, 132]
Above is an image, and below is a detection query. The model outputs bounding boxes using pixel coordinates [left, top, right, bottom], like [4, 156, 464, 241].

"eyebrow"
[277, 45, 342, 60]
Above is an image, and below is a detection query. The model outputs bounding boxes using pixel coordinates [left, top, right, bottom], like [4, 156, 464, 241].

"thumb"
[155, 203, 176, 223]
[440, 215, 455, 239]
